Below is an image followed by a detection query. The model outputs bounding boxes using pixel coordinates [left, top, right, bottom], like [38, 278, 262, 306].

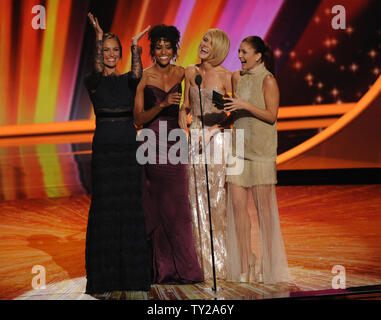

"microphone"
[194, 73, 218, 292]
[195, 74, 202, 88]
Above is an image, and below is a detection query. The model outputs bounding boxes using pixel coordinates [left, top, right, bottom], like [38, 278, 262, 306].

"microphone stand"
[195, 75, 217, 292]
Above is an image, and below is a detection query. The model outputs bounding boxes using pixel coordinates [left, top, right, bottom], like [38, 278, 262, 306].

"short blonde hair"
[204, 28, 230, 66]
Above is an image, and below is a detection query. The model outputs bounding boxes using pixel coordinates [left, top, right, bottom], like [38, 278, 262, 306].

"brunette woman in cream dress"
[224, 36, 289, 284]
[178, 29, 232, 280]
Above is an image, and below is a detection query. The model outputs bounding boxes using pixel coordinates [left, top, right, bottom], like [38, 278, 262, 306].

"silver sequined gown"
[188, 86, 229, 280]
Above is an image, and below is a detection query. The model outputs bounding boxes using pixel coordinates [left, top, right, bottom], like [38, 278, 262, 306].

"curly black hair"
[148, 24, 180, 58]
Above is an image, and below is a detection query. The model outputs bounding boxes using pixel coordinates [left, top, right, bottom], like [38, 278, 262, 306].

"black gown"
[84, 45, 151, 293]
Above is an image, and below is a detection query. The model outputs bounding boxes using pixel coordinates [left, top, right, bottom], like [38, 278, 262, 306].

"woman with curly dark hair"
[134, 24, 203, 284]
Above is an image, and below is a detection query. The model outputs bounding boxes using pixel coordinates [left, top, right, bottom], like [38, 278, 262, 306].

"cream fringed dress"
[226, 63, 289, 284]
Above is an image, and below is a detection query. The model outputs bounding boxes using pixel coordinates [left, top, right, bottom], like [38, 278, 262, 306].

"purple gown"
[141, 83, 204, 284]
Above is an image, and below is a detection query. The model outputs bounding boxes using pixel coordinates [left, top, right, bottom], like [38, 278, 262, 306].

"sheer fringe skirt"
[226, 183, 289, 284]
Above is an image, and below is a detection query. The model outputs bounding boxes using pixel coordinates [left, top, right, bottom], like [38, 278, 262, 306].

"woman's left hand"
[132, 25, 151, 46]
[223, 95, 248, 112]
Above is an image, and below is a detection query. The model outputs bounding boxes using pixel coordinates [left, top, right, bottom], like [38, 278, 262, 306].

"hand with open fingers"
[88, 12, 103, 39]
[132, 25, 151, 46]
[223, 95, 248, 112]
[160, 92, 182, 108]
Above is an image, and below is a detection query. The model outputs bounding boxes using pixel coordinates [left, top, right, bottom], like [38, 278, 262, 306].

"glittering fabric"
[188, 86, 228, 280]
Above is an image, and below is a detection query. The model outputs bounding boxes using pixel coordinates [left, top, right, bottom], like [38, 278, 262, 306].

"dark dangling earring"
[152, 57, 156, 63]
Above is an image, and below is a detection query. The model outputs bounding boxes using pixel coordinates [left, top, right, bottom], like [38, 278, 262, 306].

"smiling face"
[198, 33, 213, 61]
[103, 38, 121, 68]
[153, 38, 174, 67]
[238, 41, 262, 71]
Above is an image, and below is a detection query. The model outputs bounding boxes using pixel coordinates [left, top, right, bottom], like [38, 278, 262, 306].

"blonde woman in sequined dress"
[178, 29, 232, 280]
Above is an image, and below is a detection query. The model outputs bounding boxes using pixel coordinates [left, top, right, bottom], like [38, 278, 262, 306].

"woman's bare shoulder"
[185, 64, 198, 73]
[173, 64, 185, 75]
[218, 65, 232, 76]
[143, 65, 156, 76]
[184, 64, 199, 79]
[232, 70, 241, 79]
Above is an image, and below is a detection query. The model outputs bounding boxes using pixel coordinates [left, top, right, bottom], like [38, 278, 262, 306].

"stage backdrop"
[0, 0, 380, 125]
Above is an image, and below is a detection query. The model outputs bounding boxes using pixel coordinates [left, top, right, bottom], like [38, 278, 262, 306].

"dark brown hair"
[242, 36, 274, 74]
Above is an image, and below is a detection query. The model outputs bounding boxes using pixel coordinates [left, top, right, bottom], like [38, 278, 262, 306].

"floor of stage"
[0, 184, 380, 300]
